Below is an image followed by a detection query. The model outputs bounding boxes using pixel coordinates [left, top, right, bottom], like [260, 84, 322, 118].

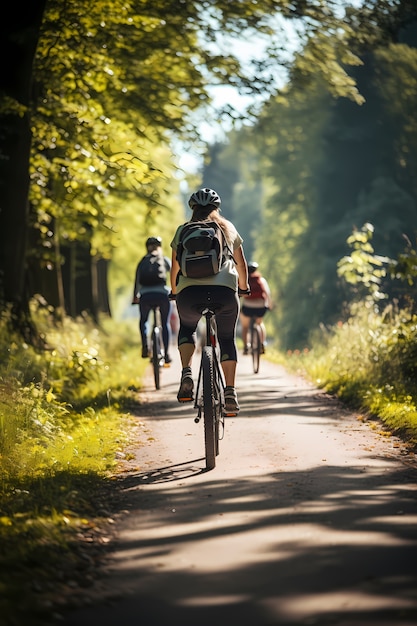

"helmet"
[248, 261, 259, 274]
[188, 188, 221, 210]
[146, 236, 162, 248]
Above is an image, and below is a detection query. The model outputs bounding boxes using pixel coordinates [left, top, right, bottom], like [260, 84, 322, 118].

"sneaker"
[224, 386, 240, 416]
[243, 344, 249, 355]
[261, 343, 265, 355]
[177, 368, 194, 402]
[164, 354, 172, 365]
[142, 347, 149, 358]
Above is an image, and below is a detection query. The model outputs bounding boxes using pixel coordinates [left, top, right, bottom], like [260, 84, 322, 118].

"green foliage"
[279, 220, 417, 445]
[32, 0, 343, 317]
[391, 238, 417, 286]
[284, 300, 417, 445]
[289, 26, 365, 105]
[0, 305, 144, 473]
[253, 76, 334, 348]
[30, 0, 380, 263]
[0, 305, 150, 624]
[0, 305, 141, 474]
[337, 222, 392, 304]
[204, 1, 417, 350]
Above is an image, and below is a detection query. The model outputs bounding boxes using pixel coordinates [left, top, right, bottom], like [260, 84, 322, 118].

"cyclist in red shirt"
[240, 262, 272, 354]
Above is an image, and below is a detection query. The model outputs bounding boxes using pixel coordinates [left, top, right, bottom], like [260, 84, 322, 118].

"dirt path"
[62, 347, 417, 626]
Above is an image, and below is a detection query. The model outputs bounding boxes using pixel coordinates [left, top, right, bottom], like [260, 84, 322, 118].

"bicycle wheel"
[152, 326, 161, 389]
[251, 321, 261, 374]
[212, 361, 223, 456]
[202, 346, 216, 470]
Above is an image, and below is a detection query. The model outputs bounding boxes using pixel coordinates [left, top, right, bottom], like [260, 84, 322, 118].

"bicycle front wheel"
[152, 327, 161, 389]
[202, 346, 216, 470]
[251, 322, 261, 374]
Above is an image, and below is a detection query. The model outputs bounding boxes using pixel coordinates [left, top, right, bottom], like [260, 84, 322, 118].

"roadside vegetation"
[287, 305, 417, 448]
[270, 224, 417, 448]
[0, 301, 147, 626]
[277, 302, 417, 447]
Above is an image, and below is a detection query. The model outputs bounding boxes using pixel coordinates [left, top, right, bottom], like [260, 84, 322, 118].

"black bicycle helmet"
[188, 188, 221, 210]
[248, 261, 259, 274]
[146, 236, 162, 248]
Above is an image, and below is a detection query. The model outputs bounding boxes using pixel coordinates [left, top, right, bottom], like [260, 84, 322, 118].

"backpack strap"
[216, 223, 236, 265]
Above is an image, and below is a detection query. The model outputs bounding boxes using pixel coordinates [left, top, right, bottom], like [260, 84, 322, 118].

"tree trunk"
[93, 257, 112, 317]
[0, 1, 47, 341]
[61, 240, 98, 321]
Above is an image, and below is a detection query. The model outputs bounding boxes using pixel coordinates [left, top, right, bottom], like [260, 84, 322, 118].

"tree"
[200, 1, 417, 349]
[0, 0, 378, 342]
[0, 0, 47, 342]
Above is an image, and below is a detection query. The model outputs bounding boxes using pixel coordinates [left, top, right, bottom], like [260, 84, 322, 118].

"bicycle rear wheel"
[251, 321, 261, 374]
[152, 327, 161, 389]
[202, 346, 216, 470]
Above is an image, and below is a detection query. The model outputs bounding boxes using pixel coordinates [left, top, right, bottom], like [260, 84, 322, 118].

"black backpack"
[176, 221, 232, 279]
[137, 253, 167, 286]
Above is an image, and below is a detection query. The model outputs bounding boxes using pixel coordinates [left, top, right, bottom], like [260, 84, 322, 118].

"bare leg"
[177, 343, 195, 402]
[257, 319, 266, 345]
[179, 343, 195, 369]
[221, 359, 236, 387]
[221, 359, 240, 414]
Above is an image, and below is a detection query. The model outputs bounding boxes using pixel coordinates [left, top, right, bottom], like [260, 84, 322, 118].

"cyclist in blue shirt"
[132, 237, 172, 364]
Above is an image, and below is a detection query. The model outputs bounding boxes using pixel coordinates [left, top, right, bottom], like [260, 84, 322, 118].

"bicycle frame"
[193, 307, 226, 470]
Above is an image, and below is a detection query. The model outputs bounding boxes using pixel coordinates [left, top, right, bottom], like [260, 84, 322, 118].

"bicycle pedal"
[163, 363, 171, 368]
[223, 411, 238, 417]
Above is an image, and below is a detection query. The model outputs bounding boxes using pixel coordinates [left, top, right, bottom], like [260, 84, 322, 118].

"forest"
[1, 2, 417, 622]
[202, 4, 417, 349]
[1, 0, 415, 350]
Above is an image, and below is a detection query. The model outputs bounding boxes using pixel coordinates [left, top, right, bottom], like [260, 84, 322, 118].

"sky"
[176, 1, 364, 178]
[177, 86, 258, 174]
[176, 16, 299, 176]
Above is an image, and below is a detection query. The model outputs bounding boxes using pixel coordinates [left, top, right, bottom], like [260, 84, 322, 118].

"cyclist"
[170, 187, 250, 415]
[240, 261, 272, 354]
[132, 236, 172, 364]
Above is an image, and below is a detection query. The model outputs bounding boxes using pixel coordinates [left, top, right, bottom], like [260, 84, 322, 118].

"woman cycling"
[170, 188, 249, 415]
[240, 261, 272, 354]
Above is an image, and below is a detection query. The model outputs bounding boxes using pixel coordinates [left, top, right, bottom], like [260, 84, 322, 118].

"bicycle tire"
[211, 356, 223, 456]
[202, 346, 216, 470]
[152, 327, 161, 389]
[251, 321, 261, 374]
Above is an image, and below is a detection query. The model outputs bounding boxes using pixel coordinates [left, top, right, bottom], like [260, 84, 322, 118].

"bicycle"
[249, 314, 262, 374]
[170, 289, 248, 471]
[193, 303, 227, 471]
[147, 305, 166, 390]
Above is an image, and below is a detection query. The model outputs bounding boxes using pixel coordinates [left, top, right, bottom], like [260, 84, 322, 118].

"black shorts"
[176, 285, 239, 362]
[241, 305, 268, 318]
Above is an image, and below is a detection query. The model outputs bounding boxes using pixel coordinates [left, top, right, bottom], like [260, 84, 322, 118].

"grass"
[268, 302, 417, 448]
[0, 305, 148, 625]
